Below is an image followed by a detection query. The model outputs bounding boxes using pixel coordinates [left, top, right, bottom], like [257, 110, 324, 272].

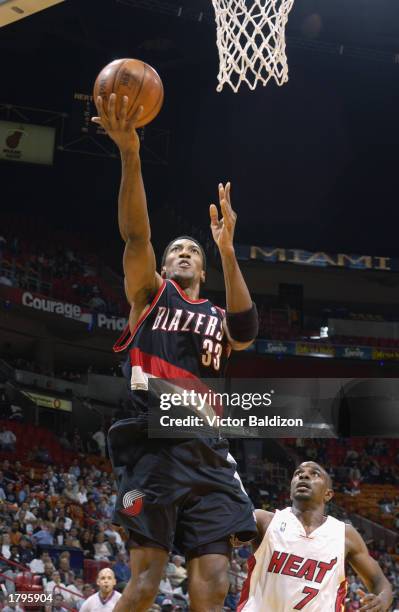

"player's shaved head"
[98, 568, 115, 579]
[97, 567, 116, 595]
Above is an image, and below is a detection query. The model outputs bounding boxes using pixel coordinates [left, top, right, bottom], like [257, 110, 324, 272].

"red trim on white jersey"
[335, 579, 347, 611]
[113, 280, 167, 353]
[237, 555, 256, 612]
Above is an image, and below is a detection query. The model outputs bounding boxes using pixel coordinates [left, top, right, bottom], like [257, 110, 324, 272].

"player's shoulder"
[79, 593, 96, 610]
[344, 522, 363, 546]
[255, 509, 275, 534]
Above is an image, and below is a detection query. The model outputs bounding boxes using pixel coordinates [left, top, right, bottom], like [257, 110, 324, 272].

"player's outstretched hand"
[91, 94, 143, 154]
[210, 182, 237, 256]
[358, 589, 386, 611]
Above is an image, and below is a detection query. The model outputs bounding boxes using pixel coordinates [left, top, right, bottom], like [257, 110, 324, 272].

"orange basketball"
[93, 58, 164, 128]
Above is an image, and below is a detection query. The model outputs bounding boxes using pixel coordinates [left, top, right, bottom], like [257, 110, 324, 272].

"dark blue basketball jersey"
[113, 279, 231, 411]
[109, 283, 257, 549]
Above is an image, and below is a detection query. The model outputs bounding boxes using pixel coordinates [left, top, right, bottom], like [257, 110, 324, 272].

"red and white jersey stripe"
[113, 279, 230, 394]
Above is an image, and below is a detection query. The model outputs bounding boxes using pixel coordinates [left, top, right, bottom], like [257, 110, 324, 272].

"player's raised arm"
[345, 524, 392, 611]
[92, 94, 162, 305]
[210, 182, 259, 350]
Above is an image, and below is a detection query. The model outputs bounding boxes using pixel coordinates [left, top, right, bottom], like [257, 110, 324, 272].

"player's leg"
[175, 439, 256, 611]
[108, 425, 176, 611]
[187, 552, 230, 612]
[113, 545, 168, 612]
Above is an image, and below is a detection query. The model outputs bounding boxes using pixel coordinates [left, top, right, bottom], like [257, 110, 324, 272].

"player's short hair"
[295, 462, 333, 489]
[161, 236, 207, 272]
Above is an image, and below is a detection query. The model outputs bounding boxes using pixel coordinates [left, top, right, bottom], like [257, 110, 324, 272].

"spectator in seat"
[346, 592, 360, 611]
[17, 483, 31, 503]
[48, 593, 69, 612]
[67, 527, 82, 549]
[92, 428, 106, 457]
[38, 499, 50, 520]
[97, 495, 113, 520]
[64, 482, 79, 504]
[93, 532, 112, 561]
[5, 483, 17, 504]
[32, 521, 54, 546]
[54, 517, 66, 546]
[104, 521, 124, 552]
[0, 426, 16, 452]
[80, 583, 95, 605]
[379, 494, 393, 514]
[224, 584, 239, 611]
[113, 551, 131, 590]
[10, 521, 22, 545]
[41, 562, 57, 587]
[107, 532, 119, 559]
[80, 530, 95, 559]
[29, 550, 52, 574]
[69, 459, 81, 479]
[18, 536, 34, 565]
[72, 429, 84, 453]
[65, 576, 85, 609]
[167, 555, 187, 588]
[158, 570, 174, 599]
[2, 459, 16, 481]
[77, 482, 88, 504]
[9, 544, 21, 564]
[9, 404, 22, 421]
[35, 446, 52, 464]
[44, 570, 67, 596]
[57, 556, 71, 585]
[59, 432, 72, 451]
[1, 532, 11, 558]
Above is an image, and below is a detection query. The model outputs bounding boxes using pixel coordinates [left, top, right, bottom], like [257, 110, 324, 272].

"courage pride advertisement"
[0, 286, 92, 325]
[0, 285, 128, 330]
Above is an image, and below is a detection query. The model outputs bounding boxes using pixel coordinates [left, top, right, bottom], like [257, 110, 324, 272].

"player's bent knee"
[189, 573, 229, 608]
[118, 574, 160, 609]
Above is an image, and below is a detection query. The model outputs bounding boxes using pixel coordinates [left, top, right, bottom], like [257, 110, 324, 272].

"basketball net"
[212, 0, 295, 92]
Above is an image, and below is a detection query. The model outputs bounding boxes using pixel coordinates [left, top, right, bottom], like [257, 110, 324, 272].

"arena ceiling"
[1, 0, 399, 259]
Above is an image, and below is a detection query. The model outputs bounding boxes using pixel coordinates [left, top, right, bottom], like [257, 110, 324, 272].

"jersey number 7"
[294, 587, 319, 609]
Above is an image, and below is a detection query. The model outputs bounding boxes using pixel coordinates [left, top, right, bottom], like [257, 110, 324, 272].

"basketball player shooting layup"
[238, 461, 392, 611]
[92, 94, 258, 612]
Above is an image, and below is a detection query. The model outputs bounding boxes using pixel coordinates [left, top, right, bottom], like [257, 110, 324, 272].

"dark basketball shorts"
[108, 418, 257, 556]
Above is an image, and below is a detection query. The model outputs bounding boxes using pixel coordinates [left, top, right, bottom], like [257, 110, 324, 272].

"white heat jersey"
[79, 590, 121, 612]
[238, 508, 347, 612]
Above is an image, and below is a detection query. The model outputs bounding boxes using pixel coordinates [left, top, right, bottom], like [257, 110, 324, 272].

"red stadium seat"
[84, 559, 110, 583]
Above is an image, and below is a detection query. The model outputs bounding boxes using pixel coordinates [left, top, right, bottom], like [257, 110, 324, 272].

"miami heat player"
[92, 95, 258, 612]
[238, 461, 392, 611]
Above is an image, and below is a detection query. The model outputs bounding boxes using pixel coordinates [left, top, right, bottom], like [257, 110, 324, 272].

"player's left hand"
[210, 182, 237, 255]
[358, 590, 386, 611]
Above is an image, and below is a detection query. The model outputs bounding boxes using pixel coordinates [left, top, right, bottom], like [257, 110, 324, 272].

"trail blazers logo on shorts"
[121, 490, 145, 517]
